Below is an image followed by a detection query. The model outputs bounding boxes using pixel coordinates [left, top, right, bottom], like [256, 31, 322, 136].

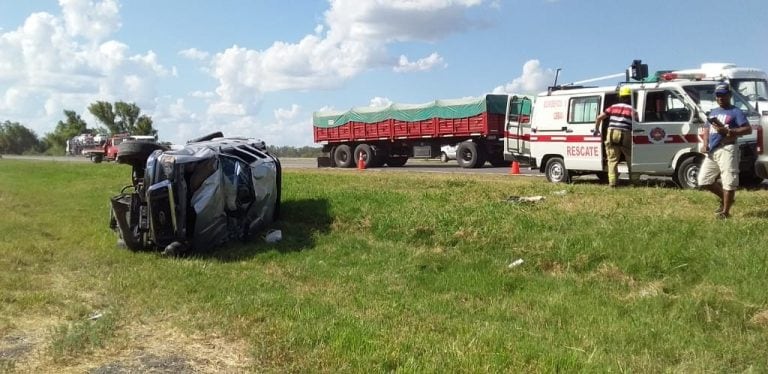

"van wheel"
[596, 172, 609, 184]
[440, 152, 449, 163]
[545, 157, 571, 183]
[675, 157, 700, 189]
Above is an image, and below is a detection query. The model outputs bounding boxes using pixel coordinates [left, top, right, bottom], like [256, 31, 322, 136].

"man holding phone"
[697, 82, 752, 219]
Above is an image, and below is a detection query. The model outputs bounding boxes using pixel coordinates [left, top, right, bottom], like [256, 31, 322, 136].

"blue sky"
[0, 0, 766, 147]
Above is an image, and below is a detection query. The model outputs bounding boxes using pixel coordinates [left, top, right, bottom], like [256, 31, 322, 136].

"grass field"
[1, 159, 768, 372]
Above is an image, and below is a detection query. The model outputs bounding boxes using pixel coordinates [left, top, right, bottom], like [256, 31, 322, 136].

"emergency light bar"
[660, 72, 706, 81]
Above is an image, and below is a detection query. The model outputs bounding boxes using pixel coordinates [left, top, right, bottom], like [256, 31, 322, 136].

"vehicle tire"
[739, 171, 764, 187]
[385, 156, 408, 167]
[187, 131, 223, 143]
[368, 145, 386, 167]
[440, 152, 449, 163]
[545, 157, 571, 183]
[596, 172, 609, 184]
[489, 158, 510, 167]
[117, 141, 167, 168]
[354, 144, 374, 168]
[456, 142, 485, 168]
[333, 144, 354, 168]
[92, 154, 104, 163]
[675, 157, 701, 189]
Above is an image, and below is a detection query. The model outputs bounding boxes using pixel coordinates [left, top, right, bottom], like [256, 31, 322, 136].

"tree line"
[0, 100, 157, 155]
[1, 99, 324, 157]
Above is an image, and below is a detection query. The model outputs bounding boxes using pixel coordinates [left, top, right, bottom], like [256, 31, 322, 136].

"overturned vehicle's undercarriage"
[109, 132, 281, 255]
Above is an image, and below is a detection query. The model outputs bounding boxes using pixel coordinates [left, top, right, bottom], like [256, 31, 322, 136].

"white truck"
[503, 65, 765, 188]
[666, 63, 768, 114]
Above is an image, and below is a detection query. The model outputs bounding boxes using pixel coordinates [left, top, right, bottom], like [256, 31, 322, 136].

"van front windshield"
[730, 78, 768, 102]
[682, 84, 758, 116]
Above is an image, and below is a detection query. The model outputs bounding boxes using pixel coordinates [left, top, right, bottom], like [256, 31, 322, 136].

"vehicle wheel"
[92, 154, 104, 163]
[117, 141, 167, 168]
[489, 158, 510, 167]
[739, 171, 764, 187]
[187, 131, 223, 143]
[385, 156, 408, 167]
[675, 157, 701, 189]
[545, 157, 571, 183]
[456, 142, 485, 168]
[333, 144, 354, 168]
[354, 144, 374, 168]
[368, 145, 386, 167]
[440, 152, 449, 163]
[596, 172, 609, 184]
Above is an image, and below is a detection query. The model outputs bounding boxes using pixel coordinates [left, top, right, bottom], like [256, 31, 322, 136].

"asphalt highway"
[1, 155, 541, 177]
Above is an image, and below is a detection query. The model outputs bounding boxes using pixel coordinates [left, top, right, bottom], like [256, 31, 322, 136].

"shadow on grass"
[197, 198, 333, 262]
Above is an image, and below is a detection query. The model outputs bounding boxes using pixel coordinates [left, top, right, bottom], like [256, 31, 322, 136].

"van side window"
[568, 96, 600, 123]
[644, 90, 691, 122]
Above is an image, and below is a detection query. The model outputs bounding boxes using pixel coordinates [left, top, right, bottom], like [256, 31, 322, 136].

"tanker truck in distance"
[313, 94, 533, 168]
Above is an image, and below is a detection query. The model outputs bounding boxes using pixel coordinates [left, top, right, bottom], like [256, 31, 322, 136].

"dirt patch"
[6, 319, 252, 373]
[89, 353, 192, 373]
[749, 309, 768, 328]
[0, 335, 34, 360]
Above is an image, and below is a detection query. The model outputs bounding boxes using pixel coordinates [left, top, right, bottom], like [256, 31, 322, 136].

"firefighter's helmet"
[619, 86, 631, 97]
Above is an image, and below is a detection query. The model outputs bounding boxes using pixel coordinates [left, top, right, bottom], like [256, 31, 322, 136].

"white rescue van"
[505, 77, 763, 188]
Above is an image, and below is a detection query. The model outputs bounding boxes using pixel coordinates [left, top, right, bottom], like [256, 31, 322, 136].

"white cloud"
[204, 0, 487, 117]
[0, 0, 491, 146]
[274, 104, 300, 121]
[0, 0, 170, 139]
[369, 97, 392, 108]
[393, 52, 446, 73]
[492, 59, 555, 95]
[179, 47, 209, 61]
[60, 0, 121, 42]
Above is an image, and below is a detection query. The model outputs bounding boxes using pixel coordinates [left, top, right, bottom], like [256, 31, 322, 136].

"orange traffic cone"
[510, 160, 520, 175]
[357, 152, 366, 170]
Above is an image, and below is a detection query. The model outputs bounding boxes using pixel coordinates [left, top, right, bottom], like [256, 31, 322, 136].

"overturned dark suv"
[109, 132, 281, 255]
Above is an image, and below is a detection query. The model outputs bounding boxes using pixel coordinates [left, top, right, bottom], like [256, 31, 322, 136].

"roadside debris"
[552, 189, 567, 196]
[508, 258, 524, 268]
[265, 229, 282, 243]
[506, 195, 545, 204]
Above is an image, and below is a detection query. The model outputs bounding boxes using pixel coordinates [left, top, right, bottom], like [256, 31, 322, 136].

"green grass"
[1, 159, 768, 372]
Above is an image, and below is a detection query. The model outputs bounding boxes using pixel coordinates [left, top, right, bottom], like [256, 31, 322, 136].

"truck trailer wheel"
[333, 144, 354, 168]
[92, 154, 104, 163]
[545, 157, 571, 183]
[117, 141, 167, 169]
[385, 156, 408, 167]
[675, 157, 701, 189]
[354, 144, 375, 168]
[456, 142, 485, 168]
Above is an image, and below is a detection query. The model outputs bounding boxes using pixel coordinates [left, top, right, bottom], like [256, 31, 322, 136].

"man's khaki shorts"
[697, 144, 740, 190]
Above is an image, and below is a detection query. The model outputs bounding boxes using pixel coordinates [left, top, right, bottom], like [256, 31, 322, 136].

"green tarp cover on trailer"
[313, 94, 534, 128]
